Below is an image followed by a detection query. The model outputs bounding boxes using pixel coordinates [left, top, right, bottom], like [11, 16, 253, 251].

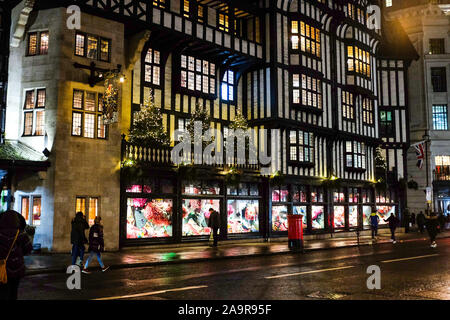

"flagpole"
[423, 131, 430, 213]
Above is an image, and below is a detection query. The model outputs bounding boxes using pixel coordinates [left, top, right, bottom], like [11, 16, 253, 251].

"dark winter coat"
[425, 216, 439, 236]
[417, 213, 426, 225]
[70, 214, 89, 246]
[385, 215, 400, 229]
[0, 211, 33, 279]
[88, 223, 104, 253]
[208, 210, 221, 229]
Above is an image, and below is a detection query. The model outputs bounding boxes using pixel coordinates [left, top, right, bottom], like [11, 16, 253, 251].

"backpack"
[0, 230, 19, 284]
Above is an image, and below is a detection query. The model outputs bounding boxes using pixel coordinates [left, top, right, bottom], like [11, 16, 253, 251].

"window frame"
[342, 91, 355, 121]
[20, 195, 42, 226]
[288, 130, 314, 166]
[432, 105, 449, 131]
[152, 0, 167, 9]
[345, 141, 367, 172]
[362, 97, 374, 126]
[429, 38, 445, 55]
[380, 110, 394, 137]
[289, 19, 321, 59]
[143, 48, 162, 87]
[347, 45, 371, 78]
[22, 88, 46, 137]
[74, 31, 111, 62]
[220, 70, 236, 102]
[71, 89, 108, 139]
[431, 67, 447, 92]
[291, 73, 323, 112]
[26, 31, 49, 56]
[76, 196, 100, 226]
[178, 54, 217, 98]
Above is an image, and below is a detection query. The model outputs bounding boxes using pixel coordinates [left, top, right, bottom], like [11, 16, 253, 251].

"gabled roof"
[378, 19, 419, 61]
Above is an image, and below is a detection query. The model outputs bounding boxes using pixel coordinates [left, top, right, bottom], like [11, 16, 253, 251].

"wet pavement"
[24, 229, 450, 275]
[18, 236, 450, 300]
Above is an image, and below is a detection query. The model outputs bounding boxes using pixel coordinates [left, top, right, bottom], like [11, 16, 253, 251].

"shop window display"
[311, 187, 324, 202]
[349, 205, 358, 228]
[293, 186, 307, 202]
[183, 180, 221, 195]
[311, 205, 324, 229]
[376, 206, 393, 225]
[272, 186, 289, 202]
[333, 206, 345, 228]
[293, 205, 308, 229]
[182, 199, 220, 236]
[126, 198, 173, 239]
[363, 205, 372, 227]
[272, 205, 288, 231]
[227, 200, 259, 234]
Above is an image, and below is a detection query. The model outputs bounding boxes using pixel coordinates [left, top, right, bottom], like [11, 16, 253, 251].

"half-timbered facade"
[1, 0, 416, 251]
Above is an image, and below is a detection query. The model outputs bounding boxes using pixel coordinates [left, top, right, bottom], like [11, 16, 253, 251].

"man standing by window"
[208, 208, 221, 247]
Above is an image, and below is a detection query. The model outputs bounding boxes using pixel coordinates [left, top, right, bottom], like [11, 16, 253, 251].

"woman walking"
[82, 217, 109, 273]
[0, 210, 33, 300]
[425, 212, 439, 248]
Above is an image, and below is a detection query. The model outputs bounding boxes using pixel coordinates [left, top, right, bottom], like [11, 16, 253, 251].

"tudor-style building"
[1, 0, 416, 252]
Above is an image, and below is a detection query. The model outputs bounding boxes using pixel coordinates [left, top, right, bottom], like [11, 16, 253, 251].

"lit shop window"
[23, 89, 46, 136]
[432, 105, 448, 130]
[180, 55, 216, 95]
[362, 98, 374, 125]
[221, 70, 235, 101]
[290, 20, 321, 58]
[72, 90, 107, 139]
[342, 91, 354, 120]
[76, 196, 99, 226]
[293, 185, 307, 203]
[347, 46, 371, 77]
[153, 0, 166, 9]
[144, 48, 161, 86]
[21, 195, 41, 226]
[75, 32, 111, 62]
[311, 187, 324, 203]
[333, 188, 345, 203]
[289, 130, 314, 163]
[272, 186, 289, 202]
[348, 187, 360, 203]
[27, 31, 49, 56]
[345, 141, 366, 170]
[292, 74, 322, 109]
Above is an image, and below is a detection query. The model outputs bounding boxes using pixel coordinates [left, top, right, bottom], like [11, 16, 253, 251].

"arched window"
[144, 48, 161, 86]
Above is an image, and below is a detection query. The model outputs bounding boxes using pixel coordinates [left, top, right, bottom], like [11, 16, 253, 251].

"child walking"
[82, 217, 109, 273]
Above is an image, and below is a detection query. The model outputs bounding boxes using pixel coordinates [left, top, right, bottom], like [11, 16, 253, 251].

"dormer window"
[221, 70, 235, 102]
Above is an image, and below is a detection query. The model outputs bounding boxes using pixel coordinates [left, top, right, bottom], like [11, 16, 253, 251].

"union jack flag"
[413, 141, 425, 169]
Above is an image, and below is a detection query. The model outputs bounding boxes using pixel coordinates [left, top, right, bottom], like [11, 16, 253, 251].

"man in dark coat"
[417, 211, 426, 233]
[425, 212, 439, 248]
[384, 213, 400, 243]
[70, 212, 89, 266]
[208, 208, 221, 247]
[0, 210, 33, 300]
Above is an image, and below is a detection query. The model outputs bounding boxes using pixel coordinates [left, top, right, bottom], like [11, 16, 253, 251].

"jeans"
[212, 227, 219, 246]
[0, 277, 20, 300]
[371, 225, 378, 238]
[71, 244, 85, 265]
[390, 227, 396, 241]
[84, 251, 105, 269]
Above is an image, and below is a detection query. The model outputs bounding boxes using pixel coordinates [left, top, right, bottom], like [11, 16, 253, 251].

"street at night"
[19, 238, 450, 300]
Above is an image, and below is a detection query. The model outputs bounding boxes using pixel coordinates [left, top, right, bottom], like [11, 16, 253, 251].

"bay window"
[292, 73, 322, 109]
[345, 141, 366, 170]
[290, 20, 321, 58]
[221, 70, 235, 102]
[289, 130, 314, 164]
[347, 45, 371, 77]
[180, 55, 216, 95]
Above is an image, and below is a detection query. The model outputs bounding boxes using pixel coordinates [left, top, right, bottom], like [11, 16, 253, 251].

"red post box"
[288, 214, 304, 249]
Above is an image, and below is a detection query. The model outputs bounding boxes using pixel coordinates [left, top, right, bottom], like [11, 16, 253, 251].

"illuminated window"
[21, 195, 41, 226]
[345, 141, 366, 170]
[290, 20, 321, 58]
[432, 105, 448, 130]
[72, 90, 107, 139]
[289, 130, 314, 163]
[27, 31, 49, 56]
[74, 32, 111, 62]
[386, 0, 392, 7]
[76, 196, 99, 226]
[180, 54, 216, 95]
[23, 89, 45, 136]
[292, 73, 322, 109]
[221, 70, 235, 101]
[218, 11, 230, 32]
[153, 0, 166, 9]
[198, 4, 205, 23]
[342, 91, 354, 120]
[183, 0, 190, 18]
[380, 111, 394, 137]
[347, 46, 371, 77]
[362, 98, 374, 125]
[144, 48, 161, 86]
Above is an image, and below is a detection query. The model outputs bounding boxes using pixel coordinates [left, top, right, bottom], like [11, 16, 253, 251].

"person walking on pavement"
[71, 211, 89, 267]
[370, 206, 380, 241]
[0, 210, 33, 300]
[417, 211, 426, 233]
[384, 212, 400, 244]
[425, 212, 439, 248]
[410, 212, 416, 229]
[82, 217, 109, 274]
[438, 212, 445, 233]
[403, 208, 410, 233]
[208, 208, 221, 247]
